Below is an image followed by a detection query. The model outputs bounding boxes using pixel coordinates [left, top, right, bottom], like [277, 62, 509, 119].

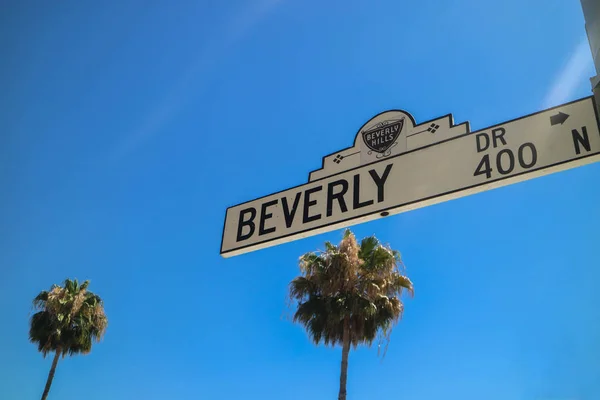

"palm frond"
[324, 241, 337, 253]
[359, 236, 379, 261]
[32, 291, 49, 310]
[389, 273, 414, 297]
[289, 276, 318, 301]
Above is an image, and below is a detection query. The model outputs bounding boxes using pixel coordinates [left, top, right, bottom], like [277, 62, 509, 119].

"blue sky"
[1, 1, 599, 399]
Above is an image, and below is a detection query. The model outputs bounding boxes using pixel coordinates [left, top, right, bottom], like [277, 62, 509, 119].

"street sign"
[220, 96, 600, 258]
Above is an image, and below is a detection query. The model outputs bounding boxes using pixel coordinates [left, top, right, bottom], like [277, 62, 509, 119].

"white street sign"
[221, 96, 600, 258]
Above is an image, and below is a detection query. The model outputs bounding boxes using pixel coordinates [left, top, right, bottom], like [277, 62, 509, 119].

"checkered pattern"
[427, 123, 440, 133]
[333, 155, 344, 164]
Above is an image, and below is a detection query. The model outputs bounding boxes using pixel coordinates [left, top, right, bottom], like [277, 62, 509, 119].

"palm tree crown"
[288, 229, 413, 400]
[30, 278, 108, 358]
[30, 278, 108, 400]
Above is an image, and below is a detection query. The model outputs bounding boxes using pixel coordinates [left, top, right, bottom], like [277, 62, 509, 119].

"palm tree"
[288, 229, 413, 400]
[29, 278, 108, 400]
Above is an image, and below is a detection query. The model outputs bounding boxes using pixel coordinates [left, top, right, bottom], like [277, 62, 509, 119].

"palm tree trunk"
[338, 317, 351, 400]
[41, 349, 61, 400]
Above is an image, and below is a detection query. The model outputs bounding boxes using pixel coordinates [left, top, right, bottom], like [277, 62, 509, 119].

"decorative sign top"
[220, 96, 600, 258]
[308, 109, 470, 182]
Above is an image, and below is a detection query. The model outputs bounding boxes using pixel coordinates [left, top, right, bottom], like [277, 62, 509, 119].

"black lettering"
[236, 208, 256, 242]
[572, 126, 591, 155]
[326, 179, 348, 217]
[474, 154, 492, 179]
[476, 133, 490, 152]
[492, 127, 507, 148]
[281, 192, 301, 228]
[497, 149, 515, 175]
[368, 164, 393, 202]
[518, 142, 537, 168]
[258, 200, 277, 236]
[303, 186, 322, 223]
[353, 174, 374, 209]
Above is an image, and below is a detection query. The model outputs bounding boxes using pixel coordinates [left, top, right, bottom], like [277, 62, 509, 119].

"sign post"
[221, 97, 600, 258]
[581, 0, 600, 111]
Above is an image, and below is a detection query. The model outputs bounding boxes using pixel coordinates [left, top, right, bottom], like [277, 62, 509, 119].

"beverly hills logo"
[359, 110, 413, 165]
[362, 118, 405, 154]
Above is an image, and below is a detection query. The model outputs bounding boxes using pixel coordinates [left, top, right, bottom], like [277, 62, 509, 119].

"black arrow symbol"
[550, 112, 569, 126]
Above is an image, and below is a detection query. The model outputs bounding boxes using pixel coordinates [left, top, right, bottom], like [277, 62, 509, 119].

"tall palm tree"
[29, 278, 108, 400]
[288, 229, 413, 400]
